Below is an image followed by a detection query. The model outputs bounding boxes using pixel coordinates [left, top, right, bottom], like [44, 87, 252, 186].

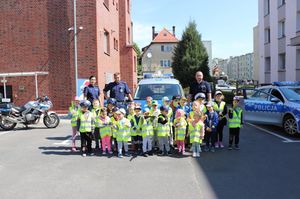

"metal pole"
[74, 0, 78, 97]
[35, 73, 38, 98]
[2, 77, 7, 99]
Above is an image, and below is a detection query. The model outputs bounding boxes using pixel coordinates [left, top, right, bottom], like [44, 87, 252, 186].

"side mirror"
[270, 97, 280, 103]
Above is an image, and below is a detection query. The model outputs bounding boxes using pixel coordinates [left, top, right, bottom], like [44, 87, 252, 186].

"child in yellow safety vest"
[77, 100, 95, 157]
[91, 99, 101, 150]
[173, 109, 187, 154]
[188, 101, 201, 123]
[69, 96, 80, 152]
[187, 112, 205, 158]
[96, 107, 113, 155]
[130, 105, 143, 155]
[141, 108, 154, 156]
[213, 91, 228, 148]
[228, 96, 243, 150]
[157, 105, 171, 155]
[110, 107, 119, 153]
[115, 108, 131, 158]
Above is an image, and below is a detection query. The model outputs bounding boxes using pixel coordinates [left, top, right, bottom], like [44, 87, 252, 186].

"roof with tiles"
[152, 28, 179, 43]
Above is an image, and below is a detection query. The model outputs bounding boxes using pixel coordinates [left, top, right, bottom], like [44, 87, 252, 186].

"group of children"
[69, 91, 243, 158]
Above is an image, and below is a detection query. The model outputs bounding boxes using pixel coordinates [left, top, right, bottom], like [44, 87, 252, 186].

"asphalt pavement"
[0, 119, 299, 199]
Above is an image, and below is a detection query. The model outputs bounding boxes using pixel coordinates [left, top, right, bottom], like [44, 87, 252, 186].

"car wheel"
[283, 115, 298, 135]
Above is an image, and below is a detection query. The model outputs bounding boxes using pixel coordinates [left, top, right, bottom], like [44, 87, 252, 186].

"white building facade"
[259, 0, 300, 83]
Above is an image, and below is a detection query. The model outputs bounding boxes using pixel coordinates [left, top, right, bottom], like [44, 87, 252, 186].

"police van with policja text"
[239, 81, 300, 135]
[134, 74, 185, 109]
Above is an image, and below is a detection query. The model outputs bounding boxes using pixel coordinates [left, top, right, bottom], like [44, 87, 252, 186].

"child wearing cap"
[187, 112, 205, 157]
[204, 102, 219, 153]
[144, 96, 153, 110]
[141, 108, 154, 156]
[91, 99, 101, 150]
[115, 108, 132, 158]
[150, 100, 160, 149]
[77, 100, 95, 157]
[228, 96, 243, 150]
[194, 93, 207, 114]
[162, 96, 174, 149]
[69, 96, 80, 152]
[96, 107, 113, 155]
[173, 109, 187, 154]
[213, 91, 228, 148]
[110, 107, 119, 154]
[130, 105, 143, 155]
[157, 105, 171, 155]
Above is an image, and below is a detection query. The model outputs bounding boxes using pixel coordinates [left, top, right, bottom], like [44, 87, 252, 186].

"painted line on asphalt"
[53, 136, 72, 146]
[247, 123, 296, 143]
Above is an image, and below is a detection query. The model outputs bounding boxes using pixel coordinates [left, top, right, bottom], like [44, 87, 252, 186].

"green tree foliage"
[133, 42, 143, 76]
[172, 21, 212, 88]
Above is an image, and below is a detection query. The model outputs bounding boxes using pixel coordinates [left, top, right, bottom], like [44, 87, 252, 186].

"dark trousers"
[205, 130, 216, 147]
[94, 127, 100, 148]
[229, 128, 240, 145]
[216, 118, 227, 142]
[80, 132, 93, 154]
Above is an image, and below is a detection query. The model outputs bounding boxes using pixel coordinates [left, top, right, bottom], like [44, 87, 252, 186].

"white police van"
[134, 74, 185, 108]
[240, 81, 300, 135]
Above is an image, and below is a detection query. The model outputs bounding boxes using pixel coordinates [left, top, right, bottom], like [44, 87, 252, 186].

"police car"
[240, 81, 300, 135]
[133, 74, 185, 108]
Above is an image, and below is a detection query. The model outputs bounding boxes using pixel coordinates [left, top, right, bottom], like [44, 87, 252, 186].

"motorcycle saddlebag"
[0, 103, 12, 115]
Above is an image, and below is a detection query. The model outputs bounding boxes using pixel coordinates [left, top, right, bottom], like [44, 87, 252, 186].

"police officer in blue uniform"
[84, 76, 101, 109]
[103, 72, 133, 109]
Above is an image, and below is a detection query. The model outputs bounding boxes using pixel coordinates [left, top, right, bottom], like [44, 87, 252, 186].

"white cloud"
[132, 22, 153, 49]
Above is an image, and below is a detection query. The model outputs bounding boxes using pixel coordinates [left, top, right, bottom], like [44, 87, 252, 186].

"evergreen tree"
[133, 42, 143, 76]
[172, 21, 212, 88]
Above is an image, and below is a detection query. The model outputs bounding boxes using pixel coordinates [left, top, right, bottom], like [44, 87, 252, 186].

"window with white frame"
[161, 45, 173, 52]
[104, 30, 110, 55]
[160, 59, 172, 67]
[264, 0, 270, 15]
[265, 57, 271, 72]
[278, 20, 285, 38]
[297, 12, 300, 32]
[264, 28, 270, 43]
[278, 0, 285, 7]
[278, 53, 286, 69]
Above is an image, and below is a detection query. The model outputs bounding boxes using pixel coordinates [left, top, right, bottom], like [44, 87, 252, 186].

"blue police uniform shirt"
[103, 81, 131, 102]
[189, 80, 211, 101]
[84, 84, 100, 103]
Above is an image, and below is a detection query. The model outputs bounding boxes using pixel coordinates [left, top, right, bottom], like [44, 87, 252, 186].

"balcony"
[290, 35, 300, 46]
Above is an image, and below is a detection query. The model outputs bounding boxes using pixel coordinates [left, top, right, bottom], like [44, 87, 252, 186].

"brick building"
[0, 0, 137, 112]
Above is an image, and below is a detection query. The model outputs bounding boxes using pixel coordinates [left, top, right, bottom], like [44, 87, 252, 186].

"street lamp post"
[73, 0, 78, 97]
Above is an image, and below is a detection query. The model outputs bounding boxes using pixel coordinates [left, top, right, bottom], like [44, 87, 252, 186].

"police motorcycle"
[0, 96, 60, 130]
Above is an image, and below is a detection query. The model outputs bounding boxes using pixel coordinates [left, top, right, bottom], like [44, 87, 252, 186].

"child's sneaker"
[210, 147, 215, 153]
[196, 153, 200, 157]
[192, 152, 197, 157]
[109, 151, 113, 155]
[219, 142, 224, 148]
[214, 142, 219, 148]
[228, 145, 233, 150]
[82, 153, 87, 157]
[235, 145, 240, 150]
[102, 151, 107, 155]
[71, 147, 76, 152]
[124, 152, 131, 157]
[204, 146, 209, 152]
[118, 153, 123, 158]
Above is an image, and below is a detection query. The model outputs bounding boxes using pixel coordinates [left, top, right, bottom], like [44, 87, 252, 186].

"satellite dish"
[146, 52, 152, 58]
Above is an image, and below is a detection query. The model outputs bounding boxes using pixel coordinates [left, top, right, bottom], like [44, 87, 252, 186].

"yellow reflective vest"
[69, 102, 80, 127]
[116, 118, 131, 142]
[228, 107, 242, 128]
[188, 121, 203, 143]
[141, 117, 154, 137]
[110, 117, 118, 138]
[78, 111, 94, 133]
[157, 115, 169, 137]
[213, 101, 226, 118]
[97, 116, 112, 138]
[174, 117, 187, 141]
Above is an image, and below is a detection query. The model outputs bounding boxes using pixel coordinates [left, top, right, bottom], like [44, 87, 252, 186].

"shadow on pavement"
[46, 135, 72, 140]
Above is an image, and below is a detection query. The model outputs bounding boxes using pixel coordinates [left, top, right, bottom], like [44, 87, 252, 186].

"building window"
[161, 45, 173, 52]
[160, 60, 172, 67]
[264, 28, 270, 43]
[127, 0, 130, 13]
[104, 30, 110, 55]
[297, 12, 300, 32]
[278, 20, 285, 38]
[127, 27, 130, 44]
[297, 50, 300, 69]
[103, 0, 109, 10]
[264, 0, 270, 16]
[278, 0, 285, 7]
[278, 53, 286, 69]
[265, 57, 271, 72]
[113, 38, 118, 51]
[161, 45, 165, 52]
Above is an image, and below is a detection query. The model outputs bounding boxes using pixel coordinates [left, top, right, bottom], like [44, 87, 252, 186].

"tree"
[133, 42, 143, 76]
[172, 21, 212, 88]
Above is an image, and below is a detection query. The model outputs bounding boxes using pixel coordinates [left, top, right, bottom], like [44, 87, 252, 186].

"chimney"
[152, 26, 155, 40]
[172, 26, 175, 36]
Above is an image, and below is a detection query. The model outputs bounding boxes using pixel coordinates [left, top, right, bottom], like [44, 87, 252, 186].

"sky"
[132, 0, 258, 59]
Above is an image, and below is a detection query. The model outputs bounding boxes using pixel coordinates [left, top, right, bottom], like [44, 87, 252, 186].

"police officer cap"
[162, 96, 170, 102]
[172, 95, 181, 100]
[112, 107, 119, 112]
[160, 105, 169, 112]
[144, 108, 150, 113]
[80, 100, 91, 107]
[107, 98, 117, 105]
[194, 93, 206, 100]
[119, 108, 126, 115]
